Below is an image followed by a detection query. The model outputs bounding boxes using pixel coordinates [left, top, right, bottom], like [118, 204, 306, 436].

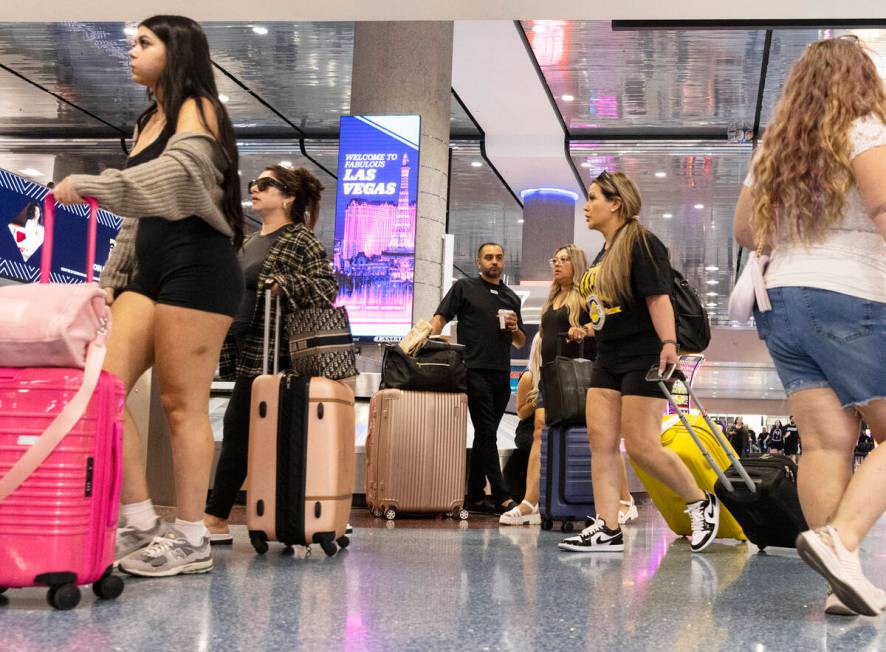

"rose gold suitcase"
[246, 292, 355, 557]
[365, 389, 469, 521]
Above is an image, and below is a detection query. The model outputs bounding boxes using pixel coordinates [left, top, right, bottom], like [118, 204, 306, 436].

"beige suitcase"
[365, 389, 469, 521]
[246, 291, 356, 556]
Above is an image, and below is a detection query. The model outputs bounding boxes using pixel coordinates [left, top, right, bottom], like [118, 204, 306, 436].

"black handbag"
[542, 334, 594, 426]
[380, 339, 467, 393]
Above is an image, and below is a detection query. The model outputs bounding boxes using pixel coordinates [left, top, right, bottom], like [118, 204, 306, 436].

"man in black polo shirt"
[432, 242, 526, 514]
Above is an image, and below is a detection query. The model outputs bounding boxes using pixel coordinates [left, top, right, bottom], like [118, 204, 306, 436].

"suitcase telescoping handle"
[41, 194, 100, 284]
[646, 364, 756, 494]
[262, 285, 282, 375]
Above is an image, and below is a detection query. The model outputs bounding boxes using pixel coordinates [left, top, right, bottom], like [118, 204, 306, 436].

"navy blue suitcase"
[539, 425, 594, 532]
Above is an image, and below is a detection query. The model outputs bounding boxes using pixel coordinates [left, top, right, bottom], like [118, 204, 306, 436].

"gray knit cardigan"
[68, 132, 233, 290]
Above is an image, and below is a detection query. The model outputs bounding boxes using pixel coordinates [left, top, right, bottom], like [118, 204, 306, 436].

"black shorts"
[590, 356, 673, 399]
[126, 216, 244, 318]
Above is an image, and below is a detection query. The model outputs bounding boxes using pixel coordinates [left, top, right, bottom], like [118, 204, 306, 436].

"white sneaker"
[797, 526, 886, 617]
[825, 585, 886, 616]
[618, 495, 638, 525]
[115, 518, 166, 564]
[685, 492, 720, 553]
[499, 500, 541, 526]
[558, 517, 624, 553]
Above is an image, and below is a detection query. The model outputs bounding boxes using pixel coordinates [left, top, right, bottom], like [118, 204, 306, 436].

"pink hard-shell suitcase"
[0, 195, 126, 610]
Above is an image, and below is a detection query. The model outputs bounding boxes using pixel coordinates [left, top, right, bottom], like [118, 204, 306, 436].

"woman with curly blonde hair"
[733, 35, 886, 616]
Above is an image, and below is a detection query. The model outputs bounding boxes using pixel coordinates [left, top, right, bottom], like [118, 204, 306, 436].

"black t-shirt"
[435, 277, 524, 371]
[769, 427, 784, 447]
[579, 230, 672, 364]
[784, 424, 800, 454]
[540, 304, 594, 366]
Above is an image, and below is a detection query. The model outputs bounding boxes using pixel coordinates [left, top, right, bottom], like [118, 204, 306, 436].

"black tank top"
[126, 128, 170, 169]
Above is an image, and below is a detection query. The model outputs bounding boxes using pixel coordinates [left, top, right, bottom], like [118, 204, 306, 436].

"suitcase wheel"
[458, 509, 469, 521]
[47, 584, 81, 611]
[385, 509, 397, 521]
[320, 539, 338, 557]
[560, 520, 575, 533]
[541, 518, 553, 531]
[371, 508, 383, 518]
[0, 587, 6, 595]
[92, 574, 124, 601]
[336, 535, 350, 549]
[250, 531, 269, 555]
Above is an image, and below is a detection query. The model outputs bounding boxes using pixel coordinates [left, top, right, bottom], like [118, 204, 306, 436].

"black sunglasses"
[248, 177, 290, 194]
[594, 169, 613, 184]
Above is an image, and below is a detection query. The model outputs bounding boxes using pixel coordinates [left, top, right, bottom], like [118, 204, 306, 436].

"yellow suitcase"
[630, 413, 747, 541]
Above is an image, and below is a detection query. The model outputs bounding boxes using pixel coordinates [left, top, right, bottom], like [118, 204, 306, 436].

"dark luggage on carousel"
[648, 365, 807, 550]
[539, 425, 594, 533]
[246, 291, 356, 557]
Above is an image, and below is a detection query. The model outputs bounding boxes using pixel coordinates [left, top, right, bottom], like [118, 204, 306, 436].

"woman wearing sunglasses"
[51, 15, 244, 577]
[203, 165, 334, 543]
[558, 171, 720, 554]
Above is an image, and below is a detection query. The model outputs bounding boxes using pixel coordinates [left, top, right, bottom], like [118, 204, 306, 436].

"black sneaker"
[685, 492, 720, 552]
[558, 517, 624, 552]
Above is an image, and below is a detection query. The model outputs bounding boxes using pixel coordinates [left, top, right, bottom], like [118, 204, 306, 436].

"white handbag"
[727, 250, 771, 323]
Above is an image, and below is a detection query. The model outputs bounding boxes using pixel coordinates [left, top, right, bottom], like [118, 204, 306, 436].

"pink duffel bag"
[0, 194, 126, 610]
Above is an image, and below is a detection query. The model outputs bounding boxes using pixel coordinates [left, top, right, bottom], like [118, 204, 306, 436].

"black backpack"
[671, 267, 711, 353]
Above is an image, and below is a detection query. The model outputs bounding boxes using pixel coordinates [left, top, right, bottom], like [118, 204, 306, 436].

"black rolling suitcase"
[647, 365, 807, 550]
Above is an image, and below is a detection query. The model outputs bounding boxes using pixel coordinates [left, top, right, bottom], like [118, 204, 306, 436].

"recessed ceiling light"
[218, 94, 230, 104]
[706, 280, 719, 285]
[471, 161, 483, 168]
[706, 291, 718, 296]
[655, 171, 667, 178]
[517, 219, 525, 224]
[19, 168, 43, 177]
[532, 24, 547, 33]
[241, 201, 252, 207]
[706, 303, 717, 308]
[662, 213, 673, 219]
[705, 265, 719, 271]
[279, 160, 293, 168]
[561, 94, 575, 102]
[124, 26, 138, 37]
[252, 26, 269, 35]
[581, 162, 592, 168]
[694, 203, 705, 209]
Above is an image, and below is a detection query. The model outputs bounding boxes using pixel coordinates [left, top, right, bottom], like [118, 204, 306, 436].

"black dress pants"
[205, 374, 256, 519]
[466, 368, 512, 504]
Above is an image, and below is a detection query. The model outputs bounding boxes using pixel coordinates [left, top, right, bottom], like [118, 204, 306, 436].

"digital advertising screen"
[333, 115, 421, 341]
[0, 169, 122, 284]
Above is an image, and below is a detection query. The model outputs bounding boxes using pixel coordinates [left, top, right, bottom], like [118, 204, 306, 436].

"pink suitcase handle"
[0, 337, 107, 501]
[41, 194, 99, 284]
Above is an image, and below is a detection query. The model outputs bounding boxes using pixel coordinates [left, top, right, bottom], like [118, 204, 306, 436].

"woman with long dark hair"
[733, 36, 886, 615]
[203, 164, 335, 542]
[558, 171, 719, 554]
[52, 15, 245, 577]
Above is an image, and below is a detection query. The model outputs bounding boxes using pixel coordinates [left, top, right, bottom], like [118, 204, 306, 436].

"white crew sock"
[175, 518, 208, 546]
[120, 499, 159, 531]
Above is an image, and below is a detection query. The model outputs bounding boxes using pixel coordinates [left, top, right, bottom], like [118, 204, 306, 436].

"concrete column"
[350, 21, 453, 322]
[519, 189, 577, 282]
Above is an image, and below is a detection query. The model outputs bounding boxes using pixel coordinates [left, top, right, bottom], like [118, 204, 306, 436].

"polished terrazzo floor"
[2, 501, 885, 651]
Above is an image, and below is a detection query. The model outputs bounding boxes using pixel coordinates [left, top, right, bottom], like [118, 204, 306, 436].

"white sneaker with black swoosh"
[685, 492, 720, 552]
[558, 517, 624, 552]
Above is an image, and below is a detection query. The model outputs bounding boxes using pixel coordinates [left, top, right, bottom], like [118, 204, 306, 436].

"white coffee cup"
[497, 309, 514, 330]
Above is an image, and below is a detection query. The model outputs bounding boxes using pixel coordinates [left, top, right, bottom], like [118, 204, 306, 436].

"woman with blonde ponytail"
[559, 171, 720, 554]
[733, 36, 886, 616]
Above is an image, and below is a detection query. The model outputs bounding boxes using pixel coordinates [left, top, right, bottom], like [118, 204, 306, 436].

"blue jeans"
[754, 287, 886, 408]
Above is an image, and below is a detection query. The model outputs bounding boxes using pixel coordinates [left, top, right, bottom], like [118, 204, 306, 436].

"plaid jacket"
[218, 223, 337, 380]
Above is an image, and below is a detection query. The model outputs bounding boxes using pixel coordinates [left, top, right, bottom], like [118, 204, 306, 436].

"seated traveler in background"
[559, 170, 720, 554]
[52, 15, 245, 577]
[203, 165, 333, 542]
[431, 243, 526, 515]
[732, 35, 886, 616]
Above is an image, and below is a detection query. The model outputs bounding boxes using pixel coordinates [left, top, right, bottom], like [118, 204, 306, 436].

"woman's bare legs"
[101, 292, 157, 505]
[153, 305, 232, 522]
[521, 409, 546, 508]
[586, 389, 623, 528]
